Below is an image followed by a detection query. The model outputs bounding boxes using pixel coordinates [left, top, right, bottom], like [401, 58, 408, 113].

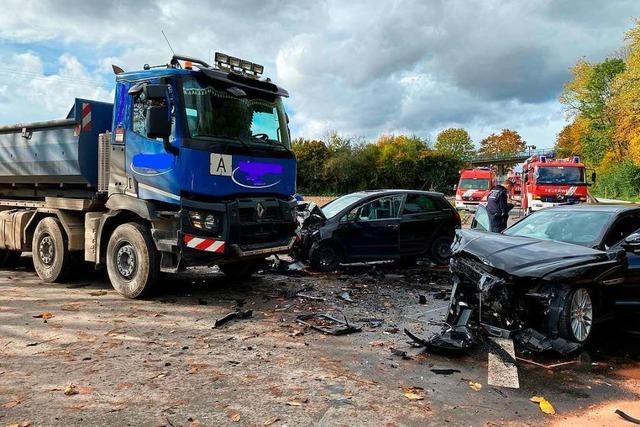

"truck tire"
[0, 250, 21, 268]
[106, 222, 159, 299]
[219, 259, 262, 280]
[32, 217, 71, 283]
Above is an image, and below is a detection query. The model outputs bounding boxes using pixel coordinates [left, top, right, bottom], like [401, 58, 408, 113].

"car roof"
[348, 189, 445, 198]
[544, 203, 640, 214]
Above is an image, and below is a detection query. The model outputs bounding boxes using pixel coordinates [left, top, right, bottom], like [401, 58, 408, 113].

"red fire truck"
[506, 169, 522, 204]
[455, 167, 497, 211]
[521, 155, 594, 214]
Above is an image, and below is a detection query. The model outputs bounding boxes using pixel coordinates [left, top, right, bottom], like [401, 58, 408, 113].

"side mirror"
[146, 105, 171, 139]
[143, 84, 170, 100]
[591, 171, 597, 183]
[622, 233, 640, 252]
[453, 184, 457, 191]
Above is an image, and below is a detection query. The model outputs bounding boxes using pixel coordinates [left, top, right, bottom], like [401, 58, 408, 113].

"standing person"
[486, 179, 514, 232]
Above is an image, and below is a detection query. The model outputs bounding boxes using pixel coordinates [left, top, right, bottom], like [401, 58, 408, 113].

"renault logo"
[256, 202, 265, 219]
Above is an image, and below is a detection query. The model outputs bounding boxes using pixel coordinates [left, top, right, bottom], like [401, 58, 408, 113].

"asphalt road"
[1, 257, 639, 426]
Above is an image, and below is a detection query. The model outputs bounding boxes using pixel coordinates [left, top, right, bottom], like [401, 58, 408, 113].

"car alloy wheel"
[569, 288, 593, 342]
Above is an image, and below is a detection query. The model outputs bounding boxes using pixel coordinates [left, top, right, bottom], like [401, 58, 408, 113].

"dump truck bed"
[0, 99, 113, 188]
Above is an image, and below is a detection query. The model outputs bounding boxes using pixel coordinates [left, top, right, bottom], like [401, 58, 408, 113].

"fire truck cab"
[455, 167, 496, 211]
[521, 155, 593, 214]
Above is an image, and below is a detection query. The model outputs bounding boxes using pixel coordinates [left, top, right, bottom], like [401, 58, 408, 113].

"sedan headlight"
[189, 211, 220, 232]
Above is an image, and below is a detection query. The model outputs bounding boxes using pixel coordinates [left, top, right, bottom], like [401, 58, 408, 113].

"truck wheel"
[106, 222, 159, 299]
[558, 287, 594, 345]
[429, 236, 453, 266]
[0, 250, 21, 268]
[32, 217, 70, 283]
[309, 242, 342, 272]
[219, 259, 262, 280]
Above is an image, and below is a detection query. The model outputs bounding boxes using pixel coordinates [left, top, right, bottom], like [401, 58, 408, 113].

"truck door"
[126, 81, 180, 203]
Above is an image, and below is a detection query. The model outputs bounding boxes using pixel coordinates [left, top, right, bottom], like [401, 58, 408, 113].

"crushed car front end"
[436, 229, 623, 354]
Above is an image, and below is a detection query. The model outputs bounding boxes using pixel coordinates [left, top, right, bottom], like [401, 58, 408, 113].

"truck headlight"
[189, 211, 220, 232]
[204, 214, 219, 231]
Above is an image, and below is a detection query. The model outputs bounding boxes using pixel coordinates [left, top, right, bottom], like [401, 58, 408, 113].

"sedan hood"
[452, 229, 610, 279]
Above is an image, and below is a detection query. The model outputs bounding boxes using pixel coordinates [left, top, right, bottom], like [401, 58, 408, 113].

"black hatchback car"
[445, 203, 640, 353]
[298, 190, 461, 271]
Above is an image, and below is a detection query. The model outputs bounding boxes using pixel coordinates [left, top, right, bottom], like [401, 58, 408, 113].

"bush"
[594, 158, 640, 199]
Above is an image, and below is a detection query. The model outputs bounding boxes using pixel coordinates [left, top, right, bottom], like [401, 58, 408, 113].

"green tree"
[434, 128, 475, 159]
[291, 138, 330, 194]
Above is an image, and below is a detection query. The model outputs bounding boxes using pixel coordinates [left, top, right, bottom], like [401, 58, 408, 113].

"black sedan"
[297, 190, 461, 271]
[444, 204, 640, 353]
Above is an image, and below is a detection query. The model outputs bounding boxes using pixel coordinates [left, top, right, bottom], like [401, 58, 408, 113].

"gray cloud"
[0, 0, 637, 146]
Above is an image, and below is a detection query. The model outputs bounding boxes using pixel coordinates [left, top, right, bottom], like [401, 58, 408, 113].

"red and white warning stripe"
[183, 234, 225, 253]
[81, 102, 92, 132]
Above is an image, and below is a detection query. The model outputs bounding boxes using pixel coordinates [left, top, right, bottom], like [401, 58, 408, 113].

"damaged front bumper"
[408, 257, 581, 355]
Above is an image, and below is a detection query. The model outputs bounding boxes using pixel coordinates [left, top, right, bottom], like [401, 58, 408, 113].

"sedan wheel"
[310, 243, 341, 272]
[557, 286, 594, 345]
[569, 288, 593, 342]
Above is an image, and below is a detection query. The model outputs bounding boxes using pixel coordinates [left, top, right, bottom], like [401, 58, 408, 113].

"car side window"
[353, 195, 403, 221]
[606, 214, 640, 247]
[132, 89, 150, 136]
[402, 194, 437, 215]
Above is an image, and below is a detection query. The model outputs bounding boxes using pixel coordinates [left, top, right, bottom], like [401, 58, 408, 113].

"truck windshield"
[536, 167, 584, 184]
[181, 76, 290, 149]
[459, 178, 490, 190]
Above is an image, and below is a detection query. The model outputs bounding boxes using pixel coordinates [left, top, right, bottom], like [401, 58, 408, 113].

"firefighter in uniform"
[486, 179, 514, 232]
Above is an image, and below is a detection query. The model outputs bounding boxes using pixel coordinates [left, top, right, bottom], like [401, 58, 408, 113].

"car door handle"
[387, 224, 399, 229]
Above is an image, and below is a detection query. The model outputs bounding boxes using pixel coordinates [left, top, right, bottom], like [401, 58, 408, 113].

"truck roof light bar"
[215, 52, 264, 77]
[170, 54, 211, 69]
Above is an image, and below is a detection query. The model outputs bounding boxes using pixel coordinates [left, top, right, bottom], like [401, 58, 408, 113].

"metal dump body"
[0, 99, 113, 187]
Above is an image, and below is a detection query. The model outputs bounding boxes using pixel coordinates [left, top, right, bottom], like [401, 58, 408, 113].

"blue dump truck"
[0, 53, 297, 298]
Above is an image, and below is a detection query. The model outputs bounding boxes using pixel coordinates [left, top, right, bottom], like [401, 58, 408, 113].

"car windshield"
[322, 194, 368, 218]
[504, 210, 613, 246]
[459, 178, 490, 190]
[536, 166, 584, 184]
[182, 76, 290, 149]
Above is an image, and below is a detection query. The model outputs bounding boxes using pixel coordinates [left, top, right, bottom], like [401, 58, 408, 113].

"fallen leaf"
[226, 410, 241, 422]
[402, 386, 425, 400]
[89, 290, 108, 296]
[63, 385, 79, 396]
[369, 340, 385, 347]
[530, 396, 556, 414]
[32, 312, 54, 320]
[6, 422, 32, 427]
[468, 381, 482, 392]
[286, 398, 308, 406]
[264, 416, 280, 426]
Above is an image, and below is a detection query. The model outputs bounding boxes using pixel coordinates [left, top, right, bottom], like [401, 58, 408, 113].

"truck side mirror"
[143, 84, 170, 100]
[146, 105, 171, 139]
[591, 171, 597, 183]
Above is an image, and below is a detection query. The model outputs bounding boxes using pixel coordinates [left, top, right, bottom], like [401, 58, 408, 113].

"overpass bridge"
[467, 148, 555, 175]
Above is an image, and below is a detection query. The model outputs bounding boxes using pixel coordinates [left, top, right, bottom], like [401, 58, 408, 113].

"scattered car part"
[213, 309, 253, 328]
[296, 313, 361, 335]
[615, 409, 640, 425]
[430, 368, 461, 375]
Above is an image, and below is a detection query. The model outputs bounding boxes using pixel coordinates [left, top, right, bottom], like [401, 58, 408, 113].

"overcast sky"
[0, 0, 638, 148]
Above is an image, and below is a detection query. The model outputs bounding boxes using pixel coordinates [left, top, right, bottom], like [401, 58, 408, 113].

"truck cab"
[0, 53, 298, 298]
[521, 155, 592, 214]
[454, 167, 496, 211]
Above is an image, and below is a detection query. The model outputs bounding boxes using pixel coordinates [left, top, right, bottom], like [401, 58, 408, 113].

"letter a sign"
[210, 153, 233, 176]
